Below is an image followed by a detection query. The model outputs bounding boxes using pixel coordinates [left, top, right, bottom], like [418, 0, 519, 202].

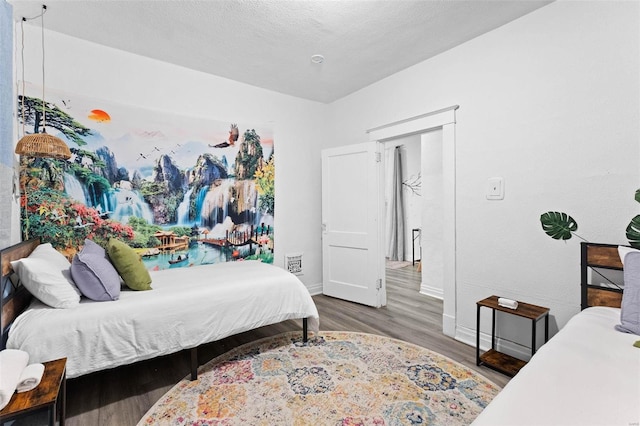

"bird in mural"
[229, 123, 239, 143]
[61, 99, 71, 109]
[210, 123, 239, 148]
[137, 153, 147, 161]
[73, 216, 92, 229]
[153, 146, 160, 152]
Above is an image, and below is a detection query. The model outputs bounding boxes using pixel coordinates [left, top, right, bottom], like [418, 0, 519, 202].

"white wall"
[421, 129, 444, 299]
[0, 0, 20, 249]
[15, 26, 329, 293]
[328, 1, 640, 353]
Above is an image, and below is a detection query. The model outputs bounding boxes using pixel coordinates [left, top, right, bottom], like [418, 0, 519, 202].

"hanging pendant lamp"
[15, 129, 71, 159]
[15, 4, 71, 160]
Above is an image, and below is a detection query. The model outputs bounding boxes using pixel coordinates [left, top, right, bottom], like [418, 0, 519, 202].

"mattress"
[7, 261, 319, 378]
[472, 307, 640, 426]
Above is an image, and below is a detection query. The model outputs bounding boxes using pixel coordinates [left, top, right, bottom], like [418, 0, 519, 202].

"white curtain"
[387, 146, 405, 261]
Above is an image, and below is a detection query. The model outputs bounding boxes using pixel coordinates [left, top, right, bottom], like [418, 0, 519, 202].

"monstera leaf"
[540, 211, 578, 240]
[626, 215, 640, 249]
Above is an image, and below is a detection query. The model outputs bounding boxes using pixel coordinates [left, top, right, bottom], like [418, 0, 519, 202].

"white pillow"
[10, 244, 80, 309]
[27, 243, 71, 268]
[27, 243, 81, 296]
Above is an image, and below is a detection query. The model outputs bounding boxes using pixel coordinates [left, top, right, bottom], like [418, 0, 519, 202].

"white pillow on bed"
[10, 243, 80, 309]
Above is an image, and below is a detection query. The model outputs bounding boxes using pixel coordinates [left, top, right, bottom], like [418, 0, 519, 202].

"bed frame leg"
[303, 317, 308, 342]
[190, 347, 198, 380]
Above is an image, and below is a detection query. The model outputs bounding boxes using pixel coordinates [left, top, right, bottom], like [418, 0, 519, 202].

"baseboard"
[442, 313, 456, 337]
[419, 284, 443, 300]
[306, 282, 323, 296]
[455, 324, 532, 362]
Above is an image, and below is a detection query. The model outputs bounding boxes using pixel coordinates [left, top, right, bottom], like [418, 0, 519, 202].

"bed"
[472, 242, 640, 426]
[1, 239, 319, 379]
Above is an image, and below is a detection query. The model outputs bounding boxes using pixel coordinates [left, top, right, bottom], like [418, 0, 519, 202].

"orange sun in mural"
[88, 109, 111, 122]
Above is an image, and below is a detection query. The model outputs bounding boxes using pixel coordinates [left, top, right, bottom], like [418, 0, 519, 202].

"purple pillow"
[616, 251, 640, 335]
[70, 239, 121, 301]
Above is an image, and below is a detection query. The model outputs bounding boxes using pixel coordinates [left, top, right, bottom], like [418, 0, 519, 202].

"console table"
[476, 296, 549, 376]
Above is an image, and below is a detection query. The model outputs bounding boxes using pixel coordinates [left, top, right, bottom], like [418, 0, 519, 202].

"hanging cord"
[19, 5, 47, 135]
[18, 5, 48, 240]
[20, 18, 25, 138]
[40, 5, 46, 130]
[18, 18, 29, 240]
[19, 17, 28, 239]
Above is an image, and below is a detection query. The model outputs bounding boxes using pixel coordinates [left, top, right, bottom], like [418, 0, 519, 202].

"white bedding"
[473, 307, 640, 426]
[7, 261, 319, 378]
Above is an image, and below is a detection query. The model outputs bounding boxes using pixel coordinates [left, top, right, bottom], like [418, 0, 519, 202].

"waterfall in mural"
[177, 188, 194, 225]
[109, 188, 154, 224]
[237, 179, 258, 225]
[201, 180, 233, 228]
[102, 193, 114, 216]
[63, 173, 90, 205]
[194, 186, 209, 225]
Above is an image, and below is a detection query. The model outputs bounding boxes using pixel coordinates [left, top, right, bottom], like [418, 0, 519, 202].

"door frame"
[367, 105, 458, 337]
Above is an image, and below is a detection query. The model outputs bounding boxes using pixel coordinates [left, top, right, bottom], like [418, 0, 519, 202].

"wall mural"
[17, 83, 275, 269]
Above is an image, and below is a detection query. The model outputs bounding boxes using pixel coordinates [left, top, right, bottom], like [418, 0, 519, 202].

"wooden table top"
[477, 295, 549, 320]
[0, 357, 66, 417]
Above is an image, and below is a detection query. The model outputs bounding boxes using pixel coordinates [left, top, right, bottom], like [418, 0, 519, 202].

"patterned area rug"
[138, 332, 500, 425]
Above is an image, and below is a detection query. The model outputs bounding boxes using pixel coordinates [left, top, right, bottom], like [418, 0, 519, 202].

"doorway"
[383, 129, 447, 301]
[368, 106, 458, 337]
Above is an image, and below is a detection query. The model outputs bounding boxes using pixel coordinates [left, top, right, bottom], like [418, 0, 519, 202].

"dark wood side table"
[0, 357, 66, 426]
[476, 296, 549, 376]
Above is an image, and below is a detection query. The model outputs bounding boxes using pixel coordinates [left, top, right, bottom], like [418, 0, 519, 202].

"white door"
[321, 142, 385, 307]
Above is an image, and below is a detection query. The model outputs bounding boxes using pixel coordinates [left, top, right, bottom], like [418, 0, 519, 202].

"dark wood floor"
[15, 263, 509, 425]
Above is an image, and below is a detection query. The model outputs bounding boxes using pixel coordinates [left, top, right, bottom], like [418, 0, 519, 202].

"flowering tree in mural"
[255, 155, 275, 215]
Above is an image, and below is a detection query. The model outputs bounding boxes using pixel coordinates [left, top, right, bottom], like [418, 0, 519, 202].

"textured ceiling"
[9, 0, 552, 103]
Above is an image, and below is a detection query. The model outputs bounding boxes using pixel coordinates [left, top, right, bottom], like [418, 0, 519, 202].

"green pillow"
[107, 238, 152, 291]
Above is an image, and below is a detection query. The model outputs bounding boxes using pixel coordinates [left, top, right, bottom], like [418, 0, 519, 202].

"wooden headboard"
[580, 242, 624, 310]
[1, 238, 40, 348]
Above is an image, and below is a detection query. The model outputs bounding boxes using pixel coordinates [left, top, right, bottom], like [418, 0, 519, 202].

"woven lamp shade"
[15, 132, 71, 160]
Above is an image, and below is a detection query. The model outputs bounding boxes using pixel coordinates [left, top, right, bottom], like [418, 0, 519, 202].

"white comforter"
[473, 307, 640, 426]
[7, 261, 319, 378]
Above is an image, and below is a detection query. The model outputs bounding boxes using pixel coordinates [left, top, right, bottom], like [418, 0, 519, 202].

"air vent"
[285, 253, 303, 275]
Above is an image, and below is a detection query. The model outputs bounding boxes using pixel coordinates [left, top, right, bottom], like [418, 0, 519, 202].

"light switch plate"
[486, 177, 504, 200]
